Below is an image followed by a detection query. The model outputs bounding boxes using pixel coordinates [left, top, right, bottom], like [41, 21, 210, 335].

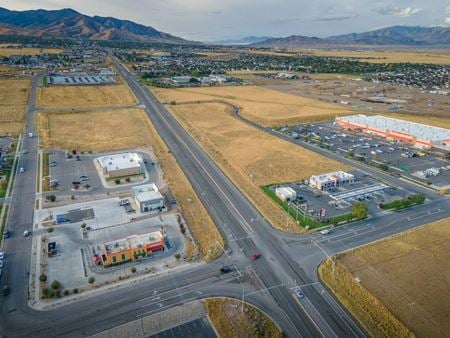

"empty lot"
[0, 78, 31, 135]
[152, 86, 355, 127]
[37, 108, 155, 152]
[159, 100, 349, 232]
[320, 217, 450, 337]
[36, 84, 137, 109]
[0, 45, 62, 57]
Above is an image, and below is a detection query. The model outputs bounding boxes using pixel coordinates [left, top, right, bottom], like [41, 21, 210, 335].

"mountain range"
[252, 26, 450, 48]
[0, 7, 188, 44]
[0, 7, 448, 47]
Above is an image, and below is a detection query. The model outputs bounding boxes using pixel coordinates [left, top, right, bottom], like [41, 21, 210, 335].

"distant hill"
[253, 26, 450, 48]
[212, 36, 272, 45]
[0, 7, 191, 44]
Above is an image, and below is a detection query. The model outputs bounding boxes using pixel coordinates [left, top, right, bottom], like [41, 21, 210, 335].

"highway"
[0, 59, 448, 338]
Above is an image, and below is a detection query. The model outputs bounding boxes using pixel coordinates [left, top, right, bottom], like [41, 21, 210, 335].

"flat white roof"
[339, 115, 450, 143]
[98, 153, 142, 172]
[132, 183, 163, 202]
[275, 187, 296, 196]
[310, 171, 354, 183]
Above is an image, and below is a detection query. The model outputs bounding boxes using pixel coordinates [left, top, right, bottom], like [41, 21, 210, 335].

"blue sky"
[0, 0, 449, 41]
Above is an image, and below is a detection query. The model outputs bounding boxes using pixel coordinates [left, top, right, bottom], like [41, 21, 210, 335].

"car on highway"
[0, 251, 4, 260]
[19, 167, 25, 173]
[22, 150, 28, 155]
[251, 253, 261, 261]
[3, 230, 10, 239]
[2, 285, 10, 296]
[50, 161, 57, 167]
[220, 266, 232, 273]
[23, 230, 31, 237]
[320, 229, 332, 235]
[0, 260, 3, 268]
[79, 175, 89, 181]
[295, 289, 305, 299]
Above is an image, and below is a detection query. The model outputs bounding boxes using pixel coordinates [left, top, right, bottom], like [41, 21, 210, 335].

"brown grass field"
[37, 108, 157, 152]
[319, 217, 450, 337]
[205, 298, 283, 338]
[297, 49, 450, 65]
[152, 97, 349, 232]
[152, 86, 356, 127]
[0, 78, 31, 135]
[0, 45, 62, 57]
[36, 84, 138, 109]
[37, 107, 223, 260]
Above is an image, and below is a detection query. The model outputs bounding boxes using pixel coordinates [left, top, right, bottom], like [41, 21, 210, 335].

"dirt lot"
[37, 108, 156, 152]
[296, 49, 450, 65]
[0, 45, 62, 57]
[153, 98, 349, 232]
[205, 298, 283, 338]
[36, 84, 137, 109]
[0, 78, 31, 135]
[152, 86, 355, 127]
[320, 217, 450, 337]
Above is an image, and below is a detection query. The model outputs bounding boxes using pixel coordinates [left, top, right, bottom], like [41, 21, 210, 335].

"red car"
[251, 253, 261, 261]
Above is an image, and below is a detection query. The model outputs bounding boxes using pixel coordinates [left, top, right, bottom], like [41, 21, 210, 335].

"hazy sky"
[0, 0, 449, 41]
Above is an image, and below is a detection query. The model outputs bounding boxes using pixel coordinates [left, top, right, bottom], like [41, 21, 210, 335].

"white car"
[19, 167, 25, 173]
[0, 251, 4, 260]
[320, 229, 332, 235]
[23, 230, 31, 237]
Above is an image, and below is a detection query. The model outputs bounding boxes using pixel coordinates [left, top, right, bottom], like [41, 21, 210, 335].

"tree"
[131, 267, 137, 274]
[63, 290, 70, 296]
[114, 178, 121, 185]
[45, 195, 56, 202]
[352, 202, 368, 220]
[47, 227, 54, 233]
[72, 288, 79, 294]
[39, 274, 47, 283]
[88, 276, 95, 285]
[51, 280, 61, 290]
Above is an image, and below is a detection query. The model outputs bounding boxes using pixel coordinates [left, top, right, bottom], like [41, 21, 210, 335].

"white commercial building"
[132, 183, 165, 213]
[337, 115, 450, 150]
[275, 187, 297, 202]
[309, 171, 355, 191]
[97, 153, 143, 178]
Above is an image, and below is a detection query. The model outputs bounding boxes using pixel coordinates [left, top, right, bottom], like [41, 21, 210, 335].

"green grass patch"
[42, 152, 50, 192]
[0, 168, 11, 198]
[0, 204, 9, 245]
[261, 185, 323, 229]
[380, 194, 425, 211]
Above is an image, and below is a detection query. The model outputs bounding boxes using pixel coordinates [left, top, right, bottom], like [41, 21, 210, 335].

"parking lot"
[46, 150, 164, 196]
[272, 170, 407, 220]
[280, 122, 450, 189]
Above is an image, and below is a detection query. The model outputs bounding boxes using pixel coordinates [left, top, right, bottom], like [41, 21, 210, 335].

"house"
[132, 183, 165, 213]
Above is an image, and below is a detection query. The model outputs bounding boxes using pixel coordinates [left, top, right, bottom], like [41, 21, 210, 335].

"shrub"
[39, 274, 47, 283]
[47, 227, 54, 233]
[115, 178, 121, 185]
[42, 288, 50, 297]
[48, 290, 56, 298]
[72, 288, 79, 294]
[174, 253, 181, 260]
[45, 195, 56, 202]
[63, 290, 70, 296]
[80, 223, 87, 229]
[125, 177, 131, 183]
[131, 267, 137, 273]
[51, 280, 61, 290]
[88, 276, 95, 284]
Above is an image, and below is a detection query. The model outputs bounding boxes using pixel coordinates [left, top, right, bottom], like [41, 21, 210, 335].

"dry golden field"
[156, 99, 349, 232]
[0, 45, 62, 57]
[36, 84, 138, 109]
[205, 298, 283, 338]
[297, 49, 450, 65]
[152, 86, 355, 127]
[37, 109, 154, 152]
[0, 78, 31, 135]
[320, 217, 450, 337]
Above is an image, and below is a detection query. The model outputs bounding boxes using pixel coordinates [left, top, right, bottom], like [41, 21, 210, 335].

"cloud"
[315, 14, 358, 22]
[445, 17, 450, 26]
[374, 6, 421, 17]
